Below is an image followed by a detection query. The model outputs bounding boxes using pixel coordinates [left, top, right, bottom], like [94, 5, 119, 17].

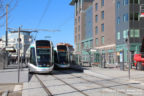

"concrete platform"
[0, 68, 28, 83]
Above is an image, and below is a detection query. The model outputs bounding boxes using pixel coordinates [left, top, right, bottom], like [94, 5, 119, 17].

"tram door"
[30, 48, 36, 65]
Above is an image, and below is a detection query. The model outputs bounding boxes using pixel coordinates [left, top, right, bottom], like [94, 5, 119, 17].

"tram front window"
[58, 52, 68, 64]
[37, 48, 51, 67]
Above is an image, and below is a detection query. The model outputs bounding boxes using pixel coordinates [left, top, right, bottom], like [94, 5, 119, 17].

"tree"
[0, 0, 17, 26]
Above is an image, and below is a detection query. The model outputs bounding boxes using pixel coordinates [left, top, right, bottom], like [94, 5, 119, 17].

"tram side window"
[30, 48, 36, 65]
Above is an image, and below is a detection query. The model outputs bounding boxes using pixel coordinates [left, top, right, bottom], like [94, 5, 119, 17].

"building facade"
[92, 0, 116, 65]
[0, 32, 32, 57]
[70, 0, 144, 66]
[116, 0, 144, 64]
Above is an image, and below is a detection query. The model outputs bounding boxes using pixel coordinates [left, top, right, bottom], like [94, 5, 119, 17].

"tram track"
[56, 69, 135, 96]
[35, 74, 53, 96]
[52, 74, 90, 96]
[34, 69, 144, 96]
[83, 70, 144, 91]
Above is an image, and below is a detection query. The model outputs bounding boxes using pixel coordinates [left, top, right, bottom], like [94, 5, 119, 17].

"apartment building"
[93, 0, 116, 64]
[70, 0, 144, 65]
[70, 0, 93, 62]
[116, 0, 144, 64]
[70, 0, 116, 65]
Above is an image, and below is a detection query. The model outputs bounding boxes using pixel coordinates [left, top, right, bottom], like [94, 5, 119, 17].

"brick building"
[70, 0, 144, 66]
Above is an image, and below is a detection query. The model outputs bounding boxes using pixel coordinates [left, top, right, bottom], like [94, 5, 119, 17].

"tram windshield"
[58, 52, 68, 63]
[36, 48, 51, 66]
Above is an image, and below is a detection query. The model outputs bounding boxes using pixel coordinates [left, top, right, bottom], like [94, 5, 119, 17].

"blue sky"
[0, 0, 74, 46]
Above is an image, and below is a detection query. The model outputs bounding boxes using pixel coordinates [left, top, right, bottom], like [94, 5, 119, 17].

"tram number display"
[37, 46, 50, 48]
[58, 49, 66, 52]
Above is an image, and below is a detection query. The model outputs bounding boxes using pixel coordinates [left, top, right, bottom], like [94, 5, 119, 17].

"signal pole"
[18, 26, 21, 83]
[5, 4, 8, 47]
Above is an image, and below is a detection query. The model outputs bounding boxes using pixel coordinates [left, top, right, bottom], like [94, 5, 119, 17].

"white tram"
[54, 43, 74, 68]
[26, 40, 54, 73]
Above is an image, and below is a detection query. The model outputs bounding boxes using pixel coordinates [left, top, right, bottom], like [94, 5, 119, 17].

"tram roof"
[57, 43, 73, 47]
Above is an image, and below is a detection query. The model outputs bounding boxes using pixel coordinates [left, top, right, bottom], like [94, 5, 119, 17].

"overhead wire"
[33, 0, 74, 42]
[34, 0, 52, 40]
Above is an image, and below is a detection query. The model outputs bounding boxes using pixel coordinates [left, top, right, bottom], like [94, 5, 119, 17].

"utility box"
[0, 52, 8, 70]
[0, 53, 5, 69]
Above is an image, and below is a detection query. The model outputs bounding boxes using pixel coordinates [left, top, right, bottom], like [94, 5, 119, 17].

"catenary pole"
[6, 4, 8, 47]
[18, 26, 21, 83]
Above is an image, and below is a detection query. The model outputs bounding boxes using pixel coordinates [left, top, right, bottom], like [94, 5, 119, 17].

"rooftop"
[69, 0, 78, 5]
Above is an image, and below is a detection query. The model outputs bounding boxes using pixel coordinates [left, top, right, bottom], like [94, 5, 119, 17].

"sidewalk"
[0, 68, 28, 83]
[84, 66, 144, 85]
[0, 83, 22, 96]
[0, 68, 28, 96]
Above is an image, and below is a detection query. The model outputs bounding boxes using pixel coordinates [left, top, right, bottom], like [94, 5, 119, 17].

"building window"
[78, 16, 80, 23]
[101, 11, 104, 19]
[75, 27, 77, 34]
[79, 34, 80, 40]
[117, 17, 120, 24]
[101, 24, 104, 32]
[95, 3, 98, 11]
[75, 19, 77, 25]
[135, 29, 140, 37]
[130, 13, 133, 20]
[79, 25, 80, 32]
[95, 15, 98, 22]
[130, 13, 139, 21]
[134, 13, 139, 21]
[134, 0, 140, 4]
[123, 14, 126, 22]
[130, 29, 134, 37]
[117, 32, 120, 40]
[95, 26, 98, 34]
[123, 0, 128, 5]
[96, 38, 98, 46]
[130, 0, 133, 3]
[90, 40, 93, 48]
[101, 0, 104, 7]
[124, 14, 128, 22]
[117, 1, 120, 9]
[130, 29, 140, 37]
[123, 30, 128, 38]
[126, 13, 129, 21]
[101, 36, 104, 44]
[130, 0, 140, 4]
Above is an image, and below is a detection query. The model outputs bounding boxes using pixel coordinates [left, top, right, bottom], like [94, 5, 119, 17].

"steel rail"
[35, 75, 53, 96]
[52, 74, 89, 96]
[83, 70, 144, 91]
[57, 70, 134, 96]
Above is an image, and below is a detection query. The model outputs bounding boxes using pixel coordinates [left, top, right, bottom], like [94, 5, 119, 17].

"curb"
[2, 90, 9, 96]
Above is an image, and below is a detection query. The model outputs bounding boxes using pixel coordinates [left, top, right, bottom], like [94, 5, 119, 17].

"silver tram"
[26, 40, 54, 73]
[54, 43, 74, 68]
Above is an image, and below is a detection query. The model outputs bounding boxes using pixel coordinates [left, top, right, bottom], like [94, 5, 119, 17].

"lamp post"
[125, 30, 131, 80]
